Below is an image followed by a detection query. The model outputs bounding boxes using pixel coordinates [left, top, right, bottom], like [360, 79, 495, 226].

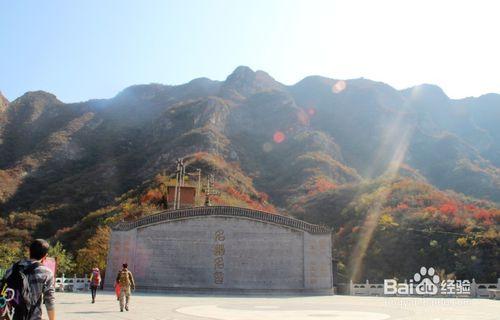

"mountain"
[0, 66, 498, 281]
[0, 91, 9, 144]
[293, 176, 499, 283]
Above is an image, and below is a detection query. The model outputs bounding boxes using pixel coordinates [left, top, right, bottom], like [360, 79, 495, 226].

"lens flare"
[332, 80, 346, 94]
[348, 112, 415, 282]
[273, 131, 286, 144]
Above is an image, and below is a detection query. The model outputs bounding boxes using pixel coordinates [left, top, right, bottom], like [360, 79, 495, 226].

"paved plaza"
[50, 291, 499, 320]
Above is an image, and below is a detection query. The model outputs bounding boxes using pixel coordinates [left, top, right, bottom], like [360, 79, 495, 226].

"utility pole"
[204, 175, 211, 206]
[173, 160, 179, 210]
[173, 158, 184, 210]
[181, 158, 186, 209]
[180, 160, 185, 187]
[204, 174, 220, 206]
[197, 168, 202, 206]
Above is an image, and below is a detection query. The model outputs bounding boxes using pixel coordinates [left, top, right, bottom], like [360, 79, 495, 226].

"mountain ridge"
[0, 66, 498, 281]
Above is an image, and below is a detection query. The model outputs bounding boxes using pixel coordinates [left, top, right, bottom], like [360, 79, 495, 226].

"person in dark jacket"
[2, 239, 55, 320]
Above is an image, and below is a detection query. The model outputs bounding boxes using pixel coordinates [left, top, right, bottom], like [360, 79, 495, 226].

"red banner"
[43, 257, 57, 283]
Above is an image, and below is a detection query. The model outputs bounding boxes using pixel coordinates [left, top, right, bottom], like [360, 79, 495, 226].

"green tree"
[48, 242, 75, 276]
[0, 242, 22, 269]
[75, 226, 111, 276]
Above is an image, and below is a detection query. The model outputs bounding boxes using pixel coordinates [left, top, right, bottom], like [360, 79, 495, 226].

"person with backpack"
[115, 263, 135, 312]
[0, 239, 55, 320]
[89, 267, 101, 303]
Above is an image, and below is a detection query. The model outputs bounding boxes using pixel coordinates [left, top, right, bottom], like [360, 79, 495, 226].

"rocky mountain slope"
[0, 67, 498, 280]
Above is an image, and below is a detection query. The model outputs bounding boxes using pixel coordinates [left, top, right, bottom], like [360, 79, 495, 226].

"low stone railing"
[112, 206, 331, 234]
[346, 278, 500, 298]
[476, 282, 500, 298]
[55, 275, 91, 292]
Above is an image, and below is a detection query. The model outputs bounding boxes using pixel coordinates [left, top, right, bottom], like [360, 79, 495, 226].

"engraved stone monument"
[105, 206, 333, 294]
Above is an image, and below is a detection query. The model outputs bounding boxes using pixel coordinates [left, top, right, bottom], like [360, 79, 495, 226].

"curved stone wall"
[112, 206, 331, 234]
[105, 206, 332, 294]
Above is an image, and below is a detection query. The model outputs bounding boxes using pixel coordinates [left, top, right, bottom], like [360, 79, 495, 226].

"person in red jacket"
[89, 267, 101, 303]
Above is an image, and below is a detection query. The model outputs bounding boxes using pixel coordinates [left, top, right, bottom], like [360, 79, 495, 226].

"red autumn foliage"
[473, 209, 494, 225]
[225, 186, 276, 213]
[140, 189, 164, 205]
[439, 202, 457, 216]
[307, 177, 337, 196]
[396, 203, 409, 210]
[258, 192, 269, 203]
[464, 204, 477, 211]
[247, 201, 271, 212]
[123, 208, 144, 221]
[315, 178, 337, 193]
[210, 195, 224, 205]
[213, 181, 224, 190]
[226, 186, 252, 203]
[453, 216, 466, 227]
[424, 206, 439, 214]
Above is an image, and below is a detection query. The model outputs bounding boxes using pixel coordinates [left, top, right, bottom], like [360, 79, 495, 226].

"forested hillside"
[1, 67, 498, 281]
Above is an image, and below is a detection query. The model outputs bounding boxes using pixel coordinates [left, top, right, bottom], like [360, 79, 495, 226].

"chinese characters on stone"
[213, 230, 225, 285]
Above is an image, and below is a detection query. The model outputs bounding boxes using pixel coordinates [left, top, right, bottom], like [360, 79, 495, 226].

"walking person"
[115, 263, 135, 312]
[0, 239, 55, 320]
[89, 267, 101, 303]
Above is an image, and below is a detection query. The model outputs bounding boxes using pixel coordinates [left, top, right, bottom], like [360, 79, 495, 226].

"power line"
[405, 227, 469, 237]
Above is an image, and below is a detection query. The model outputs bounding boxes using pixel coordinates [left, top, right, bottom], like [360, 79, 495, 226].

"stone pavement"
[48, 291, 499, 320]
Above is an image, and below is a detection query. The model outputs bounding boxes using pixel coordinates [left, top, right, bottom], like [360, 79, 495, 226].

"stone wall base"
[105, 285, 334, 296]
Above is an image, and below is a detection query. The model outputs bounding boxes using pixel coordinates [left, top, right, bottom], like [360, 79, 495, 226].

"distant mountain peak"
[6, 91, 64, 125]
[295, 75, 337, 86]
[0, 91, 9, 117]
[14, 90, 61, 105]
[116, 83, 171, 100]
[0, 91, 9, 111]
[403, 84, 449, 102]
[187, 77, 217, 85]
[228, 65, 255, 79]
[220, 66, 284, 99]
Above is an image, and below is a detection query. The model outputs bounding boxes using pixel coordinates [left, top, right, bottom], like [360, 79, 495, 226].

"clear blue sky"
[1, 0, 499, 102]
